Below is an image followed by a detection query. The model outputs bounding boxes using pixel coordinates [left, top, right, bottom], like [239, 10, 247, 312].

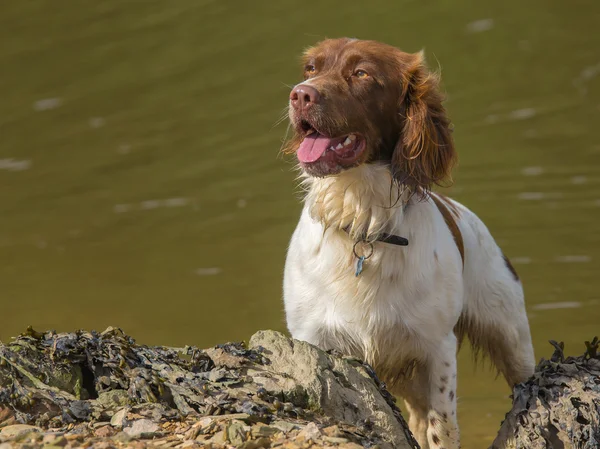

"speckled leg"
[427, 334, 460, 449]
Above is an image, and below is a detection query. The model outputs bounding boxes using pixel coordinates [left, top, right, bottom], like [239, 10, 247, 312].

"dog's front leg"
[426, 333, 460, 449]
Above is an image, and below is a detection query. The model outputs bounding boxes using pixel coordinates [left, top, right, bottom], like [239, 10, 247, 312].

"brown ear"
[392, 51, 456, 191]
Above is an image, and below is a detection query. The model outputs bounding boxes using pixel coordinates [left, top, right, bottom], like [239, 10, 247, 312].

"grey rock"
[249, 330, 412, 448]
[297, 422, 321, 442]
[109, 408, 128, 428]
[124, 419, 160, 438]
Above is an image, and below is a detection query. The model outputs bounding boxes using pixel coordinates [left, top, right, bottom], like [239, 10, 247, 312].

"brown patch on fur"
[443, 361, 450, 367]
[392, 52, 456, 190]
[437, 193, 461, 218]
[432, 434, 441, 445]
[430, 417, 438, 426]
[431, 193, 464, 267]
[449, 390, 454, 401]
[503, 253, 520, 282]
[441, 412, 447, 420]
[283, 38, 456, 189]
[439, 385, 446, 393]
[440, 375, 448, 383]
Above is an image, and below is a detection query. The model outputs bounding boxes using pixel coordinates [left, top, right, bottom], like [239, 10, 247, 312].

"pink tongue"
[297, 134, 334, 163]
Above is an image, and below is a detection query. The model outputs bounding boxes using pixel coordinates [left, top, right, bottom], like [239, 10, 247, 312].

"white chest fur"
[283, 165, 464, 372]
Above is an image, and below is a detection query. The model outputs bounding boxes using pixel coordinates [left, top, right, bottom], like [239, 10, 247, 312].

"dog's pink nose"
[290, 85, 321, 111]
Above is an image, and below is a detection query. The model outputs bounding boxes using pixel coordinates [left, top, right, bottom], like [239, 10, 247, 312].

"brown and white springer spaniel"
[282, 38, 535, 449]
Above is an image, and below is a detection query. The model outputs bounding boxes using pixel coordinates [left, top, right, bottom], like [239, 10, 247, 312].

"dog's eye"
[304, 64, 316, 76]
[353, 69, 369, 79]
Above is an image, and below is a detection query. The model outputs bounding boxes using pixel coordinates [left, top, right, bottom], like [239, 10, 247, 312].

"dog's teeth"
[336, 143, 343, 150]
[349, 134, 356, 141]
[343, 137, 352, 146]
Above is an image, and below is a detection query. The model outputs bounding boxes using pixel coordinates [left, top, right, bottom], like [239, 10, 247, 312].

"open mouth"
[296, 124, 366, 166]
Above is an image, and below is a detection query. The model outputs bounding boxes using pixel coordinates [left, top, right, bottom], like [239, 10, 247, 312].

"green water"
[1, 1, 599, 447]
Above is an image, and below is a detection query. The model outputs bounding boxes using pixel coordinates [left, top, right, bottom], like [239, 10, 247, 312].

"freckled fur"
[283, 38, 535, 449]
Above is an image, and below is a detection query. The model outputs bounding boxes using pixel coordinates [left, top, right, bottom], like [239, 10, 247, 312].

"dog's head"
[285, 38, 456, 190]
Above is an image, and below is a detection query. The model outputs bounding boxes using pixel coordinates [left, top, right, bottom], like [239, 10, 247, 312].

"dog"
[282, 38, 535, 449]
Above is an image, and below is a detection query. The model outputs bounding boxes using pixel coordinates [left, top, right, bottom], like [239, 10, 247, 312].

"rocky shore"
[0, 328, 417, 449]
[1, 328, 598, 448]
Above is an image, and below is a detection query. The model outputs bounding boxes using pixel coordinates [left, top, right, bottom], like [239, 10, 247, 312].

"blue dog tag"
[355, 256, 366, 277]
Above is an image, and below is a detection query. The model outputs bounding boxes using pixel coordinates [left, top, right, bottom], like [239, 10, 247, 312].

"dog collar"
[343, 227, 409, 276]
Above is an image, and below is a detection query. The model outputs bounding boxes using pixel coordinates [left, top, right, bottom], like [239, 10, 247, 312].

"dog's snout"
[290, 85, 321, 111]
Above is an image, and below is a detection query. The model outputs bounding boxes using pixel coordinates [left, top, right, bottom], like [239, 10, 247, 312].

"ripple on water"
[554, 255, 592, 263]
[89, 117, 106, 128]
[33, 98, 62, 111]
[532, 301, 582, 311]
[484, 108, 536, 125]
[113, 198, 191, 213]
[0, 158, 31, 171]
[521, 166, 544, 176]
[195, 267, 222, 276]
[465, 19, 494, 33]
[518, 192, 545, 200]
[518, 192, 564, 201]
[508, 108, 536, 121]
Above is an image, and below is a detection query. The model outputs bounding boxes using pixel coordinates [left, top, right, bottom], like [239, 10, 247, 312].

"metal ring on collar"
[352, 240, 374, 260]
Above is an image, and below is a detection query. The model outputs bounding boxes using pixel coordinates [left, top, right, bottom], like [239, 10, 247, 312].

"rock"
[239, 437, 271, 449]
[249, 330, 413, 448]
[297, 422, 321, 442]
[225, 420, 247, 445]
[51, 436, 68, 447]
[97, 390, 130, 409]
[492, 338, 600, 449]
[251, 424, 282, 438]
[271, 421, 299, 433]
[0, 425, 41, 439]
[0, 408, 12, 425]
[109, 408, 128, 428]
[0, 328, 417, 448]
[124, 419, 160, 438]
[6, 327, 597, 448]
[323, 425, 342, 437]
[323, 436, 349, 444]
[68, 400, 91, 419]
[94, 426, 116, 438]
[176, 441, 199, 448]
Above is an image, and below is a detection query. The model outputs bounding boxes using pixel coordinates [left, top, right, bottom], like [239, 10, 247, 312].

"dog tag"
[355, 256, 366, 277]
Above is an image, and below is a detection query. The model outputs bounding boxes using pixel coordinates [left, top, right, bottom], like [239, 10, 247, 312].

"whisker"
[277, 122, 293, 159]
[272, 111, 290, 129]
